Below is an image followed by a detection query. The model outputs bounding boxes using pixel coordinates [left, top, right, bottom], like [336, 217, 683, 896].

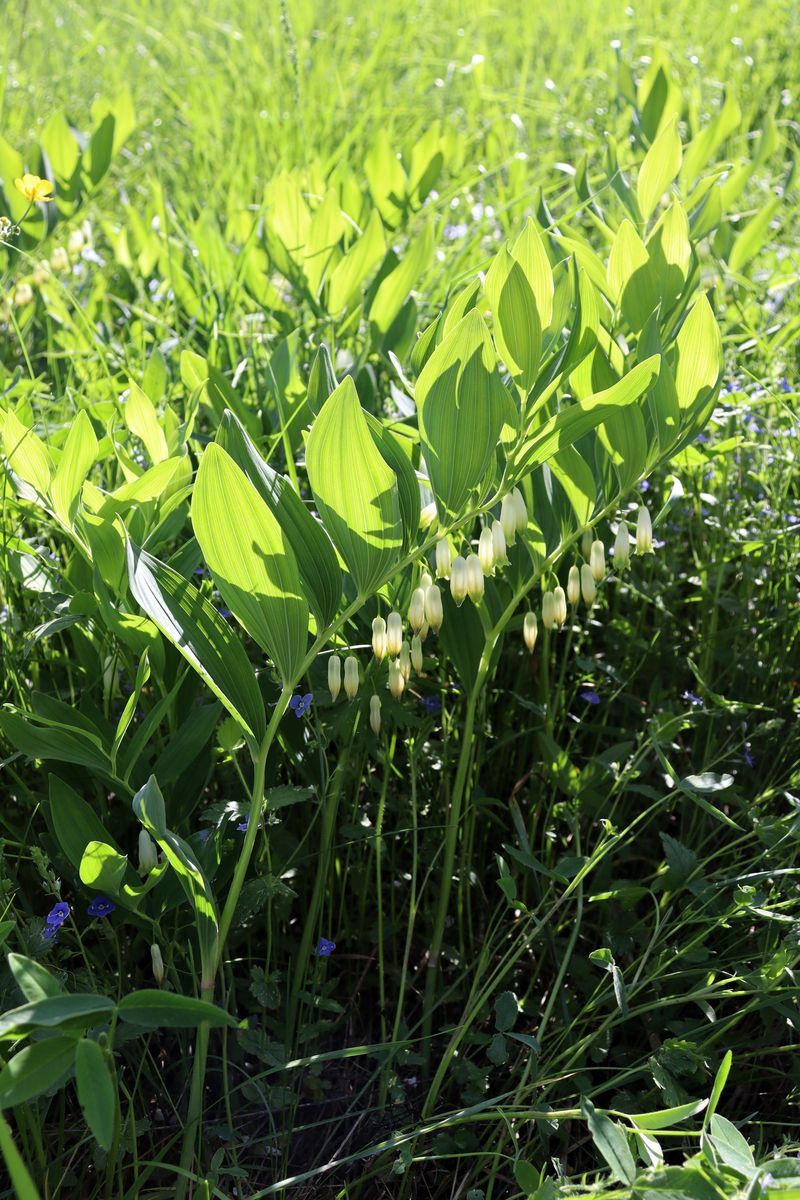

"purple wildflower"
[87, 896, 116, 918]
[419, 695, 441, 713]
[46, 901, 70, 928]
[682, 690, 702, 707]
[580, 689, 600, 706]
[289, 692, 312, 718]
[316, 937, 336, 957]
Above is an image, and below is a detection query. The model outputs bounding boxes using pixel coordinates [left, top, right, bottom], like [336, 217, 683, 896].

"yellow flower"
[14, 174, 53, 203]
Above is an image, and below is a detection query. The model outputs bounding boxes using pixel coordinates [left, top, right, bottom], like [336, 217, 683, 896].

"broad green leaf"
[305, 342, 338, 417]
[637, 115, 682, 221]
[193, 444, 308, 683]
[117, 989, 236, 1029]
[327, 208, 385, 313]
[363, 413, 421, 549]
[306, 376, 402, 594]
[217, 412, 341, 627]
[124, 381, 169, 464]
[682, 89, 742, 185]
[646, 202, 691, 313]
[581, 1098, 636, 1185]
[728, 194, 781, 275]
[50, 410, 98, 526]
[80, 841, 129, 896]
[707, 1114, 755, 1176]
[180, 350, 259, 438]
[416, 310, 516, 519]
[365, 130, 408, 225]
[485, 246, 541, 391]
[705, 1049, 732, 1125]
[126, 541, 266, 743]
[2, 410, 53, 495]
[49, 775, 124, 874]
[0, 994, 114, 1038]
[511, 218, 554, 330]
[7, 954, 64, 1002]
[598, 401, 648, 491]
[0, 710, 111, 776]
[304, 188, 347, 293]
[370, 220, 433, 334]
[0, 1038, 76, 1110]
[674, 295, 721, 410]
[631, 1098, 708, 1130]
[608, 219, 659, 331]
[75, 1039, 115, 1150]
[549, 446, 596, 527]
[494, 991, 519, 1033]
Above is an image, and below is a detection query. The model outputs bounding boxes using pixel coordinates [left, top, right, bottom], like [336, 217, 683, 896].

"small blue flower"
[46, 901, 70, 928]
[419, 695, 441, 713]
[87, 896, 115, 918]
[236, 813, 261, 833]
[580, 689, 600, 706]
[744, 746, 755, 768]
[289, 692, 313, 718]
[316, 937, 336, 957]
[682, 690, 702, 707]
[41, 925, 59, 946]
[779, 378, 791, 393]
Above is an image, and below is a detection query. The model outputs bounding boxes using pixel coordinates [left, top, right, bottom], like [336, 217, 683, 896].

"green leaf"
[705, 1049, 732, 1126]
[370, 220, 433, 335]
[2, 409, 53, 495]
[728, 194, 781, 275]
[75, 1039, 115, 1150]
[133, 776, 218, 975]
[49, 775, 123, 874]
[127, 541, 266, 743]
[0, 1038, 76, 1110]
[80, 841, 129, 896]
[117, 989, 236, 1029]
[305, 342, 338, 417]
[193, 443, 308, 683]
[674, 295, 721, 411]
[7, 954, 64, 1003]
[485, 246, 541, 391]
[50, 411, 98, 526]
[631, 1098, 708, 1130]
[608, 219, 659, 331]
[124, 381, 169, 464]
[362, 413, 421, 550]
[0, 994, 114, 1038]
[327, 208, 386, 314]
[217, 412, 341, 628]
[494, 991, 519, 1033]
[581, 1097, 636, 1185]
[637, 116, 682, 221]
[416, 310, 516, 519]
[306, 376, 402, 594]
[511, 218, 554, 330]
[707, 1114, 755, 1176]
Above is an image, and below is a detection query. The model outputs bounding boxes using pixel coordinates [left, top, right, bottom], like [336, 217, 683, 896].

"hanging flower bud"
[614, 521, 630, 570]
[420, 570, 433, 592]
[371, 617, 387, 661]
[386, 611, 403, 658]
[67, 228, 85, 256]
[567, 564, 581, 607]
[435, 538, 451, 579]
[51, 246, 69, 272]
[151, 943, 165, 985]
[590, 539, 605, 582]
[581, 529, 593, 560]
[523, 611, 538, 653]
[450, 556, 468, 606]
[501, 494, 517, 546]
[33, 260, 50, 287]
[425, 584, 444, 632]
[344, 655, 359, 699]
[328, 654, 341, 700]
[580, 563, 596, 606]
[420, 500, 438, 529]
[408, 588, 426, 633]
[411, 634, 424, 674]
[369, 694, 381, 736]
[466, 553, 484, 603]
[553, 586, 567, 627]
[491, 520, 508, 567]
[512, 487, 528, 534]
[636, 504, 654, 554]
[388, 660, 405, 698]
[399, 641, 412, 683]
[478, 526, 495, 575]
[13, 282, 33, 307]
[542, 590, 557, 630]
[138, 830, 158, 876]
